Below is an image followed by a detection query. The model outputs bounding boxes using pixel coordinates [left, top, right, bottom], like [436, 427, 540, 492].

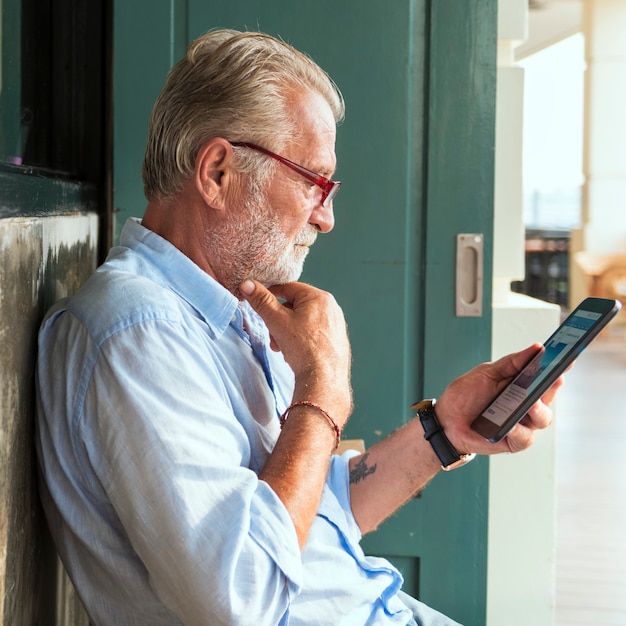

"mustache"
[294, 226, 318, 247]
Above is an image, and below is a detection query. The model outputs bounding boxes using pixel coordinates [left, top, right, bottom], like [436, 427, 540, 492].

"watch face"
[442, 453, 476, 471]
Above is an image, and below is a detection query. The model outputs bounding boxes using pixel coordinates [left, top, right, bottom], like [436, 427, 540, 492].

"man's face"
[213, 89, 338, 292]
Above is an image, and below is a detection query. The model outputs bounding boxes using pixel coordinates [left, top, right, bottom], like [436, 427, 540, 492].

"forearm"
[348, 417, 441, 534]
[259, 408, 338, 548]
[259, 378, 352, 549]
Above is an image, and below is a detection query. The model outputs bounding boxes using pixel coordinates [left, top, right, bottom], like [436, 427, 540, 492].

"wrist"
[411, 399, 476, 471]
[280, 401, 342, 449]
[293, 377, 352, 428]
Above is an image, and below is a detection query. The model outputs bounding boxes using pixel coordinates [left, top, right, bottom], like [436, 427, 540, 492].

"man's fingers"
[505, 398, 554, 452]
[504, 423, 536, 453]
[540, 374, 566, 407]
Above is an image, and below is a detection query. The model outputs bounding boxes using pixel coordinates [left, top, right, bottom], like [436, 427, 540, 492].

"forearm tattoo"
[349, 453, 377, 484]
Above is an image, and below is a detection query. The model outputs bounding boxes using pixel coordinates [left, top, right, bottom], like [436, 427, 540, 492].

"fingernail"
[239, 279, 255, 295]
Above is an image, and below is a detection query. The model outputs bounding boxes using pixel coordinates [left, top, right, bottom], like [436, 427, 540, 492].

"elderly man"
[36, 29, 557, 625]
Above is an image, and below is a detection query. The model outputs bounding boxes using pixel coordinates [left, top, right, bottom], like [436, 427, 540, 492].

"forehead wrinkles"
[280, 89, 337, 174]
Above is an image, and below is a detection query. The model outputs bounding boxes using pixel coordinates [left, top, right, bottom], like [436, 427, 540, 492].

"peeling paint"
[0, 213, 96, 625]
[41, 214, 99, 269]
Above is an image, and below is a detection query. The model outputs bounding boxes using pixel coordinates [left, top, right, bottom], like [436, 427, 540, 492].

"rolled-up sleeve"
[79, 315, 302, 625]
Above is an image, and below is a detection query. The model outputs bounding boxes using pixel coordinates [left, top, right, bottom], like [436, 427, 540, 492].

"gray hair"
[142, 29, 345, 201]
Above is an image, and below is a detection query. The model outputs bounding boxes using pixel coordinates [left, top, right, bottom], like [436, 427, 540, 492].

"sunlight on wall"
[520, 33, 585, 229]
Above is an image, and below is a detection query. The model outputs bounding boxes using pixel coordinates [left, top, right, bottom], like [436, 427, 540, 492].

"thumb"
[492, 342, 544, 380]
[239, 279, 285, 350]
[239, 279, 282, 316]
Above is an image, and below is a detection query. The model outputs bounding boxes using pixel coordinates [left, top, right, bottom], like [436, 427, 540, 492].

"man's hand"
[239, 279, 353, 426]
[435, 343, 563, 456]
[239, 279, 353, 548]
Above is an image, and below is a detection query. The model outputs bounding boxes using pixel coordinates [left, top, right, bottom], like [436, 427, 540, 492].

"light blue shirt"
[35, 219, 414, 625]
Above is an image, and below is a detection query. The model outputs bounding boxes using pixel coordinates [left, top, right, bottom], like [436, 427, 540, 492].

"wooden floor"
[554, 323, 626, 626]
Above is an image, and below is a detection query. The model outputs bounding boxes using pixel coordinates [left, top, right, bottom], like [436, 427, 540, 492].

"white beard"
[206, 182, 317, 293]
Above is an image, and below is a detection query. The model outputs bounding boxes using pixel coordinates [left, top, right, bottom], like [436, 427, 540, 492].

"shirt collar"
[119, 218, 239, 337]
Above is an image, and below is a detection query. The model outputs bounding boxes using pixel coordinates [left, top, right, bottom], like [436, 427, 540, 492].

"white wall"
[487, 2, 561, 625]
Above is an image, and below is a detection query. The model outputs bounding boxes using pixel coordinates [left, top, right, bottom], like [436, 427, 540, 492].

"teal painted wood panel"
[113, 0, 189, 242]
[415, 2, 496, 623]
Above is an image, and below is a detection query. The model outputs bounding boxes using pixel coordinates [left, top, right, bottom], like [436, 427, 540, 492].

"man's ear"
[194, 138, 234, 210]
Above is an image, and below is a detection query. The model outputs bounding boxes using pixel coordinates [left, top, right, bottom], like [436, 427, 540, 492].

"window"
[0, 0, 111, 247]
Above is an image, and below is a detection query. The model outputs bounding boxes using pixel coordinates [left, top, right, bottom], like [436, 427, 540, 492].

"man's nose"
[309, 201, 335, 233]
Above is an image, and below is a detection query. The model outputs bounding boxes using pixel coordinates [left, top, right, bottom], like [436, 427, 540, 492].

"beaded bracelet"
[279, 400, 341, 450]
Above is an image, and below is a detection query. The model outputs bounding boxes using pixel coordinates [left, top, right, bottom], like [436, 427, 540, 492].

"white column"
[487, 2, 560, 625]
[583, 0, 626, 252]
[571, 0, 626, 305]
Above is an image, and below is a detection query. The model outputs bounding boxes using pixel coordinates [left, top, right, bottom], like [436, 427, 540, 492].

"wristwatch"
[411, 399, 476, 471]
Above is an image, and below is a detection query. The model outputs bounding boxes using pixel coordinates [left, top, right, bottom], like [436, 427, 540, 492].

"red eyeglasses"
[230, 141, 341, 208]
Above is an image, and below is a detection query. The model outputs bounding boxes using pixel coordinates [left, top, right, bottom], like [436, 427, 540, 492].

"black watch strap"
[411, 399, 475, 471]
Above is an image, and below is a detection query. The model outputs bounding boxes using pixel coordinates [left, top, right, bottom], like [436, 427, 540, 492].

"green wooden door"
[114, 2, 496, 623]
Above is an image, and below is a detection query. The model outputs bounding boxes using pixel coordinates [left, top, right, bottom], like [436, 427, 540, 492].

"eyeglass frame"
[229, 141, 341, 207]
